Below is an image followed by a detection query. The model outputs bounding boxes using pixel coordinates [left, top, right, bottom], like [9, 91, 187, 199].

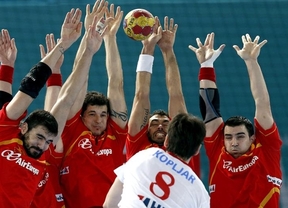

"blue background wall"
[1, 0, 287, 206]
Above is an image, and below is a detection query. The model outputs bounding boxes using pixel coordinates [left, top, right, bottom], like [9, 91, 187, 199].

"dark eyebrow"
[224, 132, 246, 136]
[36, 133, 46, 140]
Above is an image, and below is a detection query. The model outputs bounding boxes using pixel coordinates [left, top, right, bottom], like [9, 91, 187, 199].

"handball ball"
[123, 9, 155, 41]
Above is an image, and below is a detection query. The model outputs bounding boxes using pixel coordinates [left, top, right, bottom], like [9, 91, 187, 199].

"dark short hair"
[81, 91, 110, 116]
[150, 109, 169, 118]
[165, 113, 206, 161]
[23, 109, 58, 136]
[224, 116, 254, 136]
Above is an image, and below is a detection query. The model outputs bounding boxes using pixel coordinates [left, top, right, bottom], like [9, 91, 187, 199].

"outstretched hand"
[157, 16, 177, 52]
[0, 29, 17, 67]
[39, 34, 64, 74]
[233, 34, 267, 61]
[60, 8, 83, 51]
[84, 15, 112, 55]
[188, 32, 225, 65]
[142, 16, 162, 50]
[103, 4, 123, 37]
[85, 0, 107, 31]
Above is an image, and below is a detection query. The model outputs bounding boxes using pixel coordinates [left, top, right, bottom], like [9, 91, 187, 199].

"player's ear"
[20, 122, 28, 134]
[249, 135, 255, 142]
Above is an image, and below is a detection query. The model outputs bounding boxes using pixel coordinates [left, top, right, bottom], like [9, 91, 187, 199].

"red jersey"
[205, 119, 282, 208]
[60, 111, 127, 208]
[0, 104, 47, 207]
[126, 124, 199, 177]
[31, 145, 65, 208]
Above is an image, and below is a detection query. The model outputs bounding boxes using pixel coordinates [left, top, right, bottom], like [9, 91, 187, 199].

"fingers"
[10, 38, 16, 51]
[217, 44, 226, 52]
[39, 44, 45, 58]
[196, 37, 203, 47]
[152, 17, 159, 33]
[188, 45, 197, 52]
[86, 4, 91, 16]
[76, 22, 83, 33]
[246, 34, 252, 42]
[232, 45, 240, 52]
[100, 17, 114, 37]
[64, 8, 75, 24]
[164, 16, 168, 30]
[162, 16, 177, 33]
[209, 32, 215, 49]
[72, 8, 82, 24]
[109, 4, 115, 18]
[258, 39, 267, 48]
[242, 34, 267, 48]
[92, 0, 101, 12]
[157, 25, 163, 37]
[203, 33, 210, 46]
[169, 18, 174, 31]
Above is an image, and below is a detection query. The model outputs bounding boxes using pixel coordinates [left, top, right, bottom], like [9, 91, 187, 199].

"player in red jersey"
[126, 16, 200, 176]
[30, 33, 66, 208]
[58, 2, 128, 207]
[0, 30, 66, 208]
[189, 32, 282, 207]
[0, 7, 84, 207]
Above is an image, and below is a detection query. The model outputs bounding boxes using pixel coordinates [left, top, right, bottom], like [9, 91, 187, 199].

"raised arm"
[189, 32, 225, 136]
[0, 29, 17, 107]
[5, 8, 82, 120]
[103, 4, 127, 129]
[52, 15, 110, 147]
[40, 34, 64, 111]
[157, 16, 187, 118]
[128, 17, 162, 136]
[233, 34, 272, 129]
[66, 0, 107, 120]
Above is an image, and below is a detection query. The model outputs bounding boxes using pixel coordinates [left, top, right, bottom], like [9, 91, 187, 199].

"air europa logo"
[1, 150, 40, 175]
[223, 156, 259, 173]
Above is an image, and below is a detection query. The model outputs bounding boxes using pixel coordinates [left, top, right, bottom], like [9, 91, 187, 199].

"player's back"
[116, 147, 210, 208]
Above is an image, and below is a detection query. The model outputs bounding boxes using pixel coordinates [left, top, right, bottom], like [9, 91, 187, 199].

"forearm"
[61, 49, 93, 105]
[104, 36, 123, 85]
[41, 41, 65, 70]
[245, 59, 270, 104]
[198, 67, 222, 136]
[245, 59, 273, 128]
[164, 49, 182, 94]
[164, 50, 187, 116]
[128, 55, 152, 136]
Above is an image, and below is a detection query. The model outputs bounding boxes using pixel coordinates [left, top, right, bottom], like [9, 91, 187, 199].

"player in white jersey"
[103, 113, 210, 208]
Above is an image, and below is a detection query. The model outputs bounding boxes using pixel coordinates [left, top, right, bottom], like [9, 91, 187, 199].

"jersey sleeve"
[114, 164, 126, 183]
[204, 122, 224, 159]
[254, 118, 282, 150]
[125, 124, 149, 160]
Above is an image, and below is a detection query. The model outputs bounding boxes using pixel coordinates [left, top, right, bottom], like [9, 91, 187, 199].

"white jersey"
[115, 147, 210, 208]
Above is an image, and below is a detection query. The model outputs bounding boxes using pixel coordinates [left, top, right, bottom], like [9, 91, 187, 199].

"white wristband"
[200, 49, 223, 67]
[136, 54, 154, 74]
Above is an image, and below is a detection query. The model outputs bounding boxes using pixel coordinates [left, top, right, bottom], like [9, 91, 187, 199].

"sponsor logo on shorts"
[1, 149, 40, 175]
